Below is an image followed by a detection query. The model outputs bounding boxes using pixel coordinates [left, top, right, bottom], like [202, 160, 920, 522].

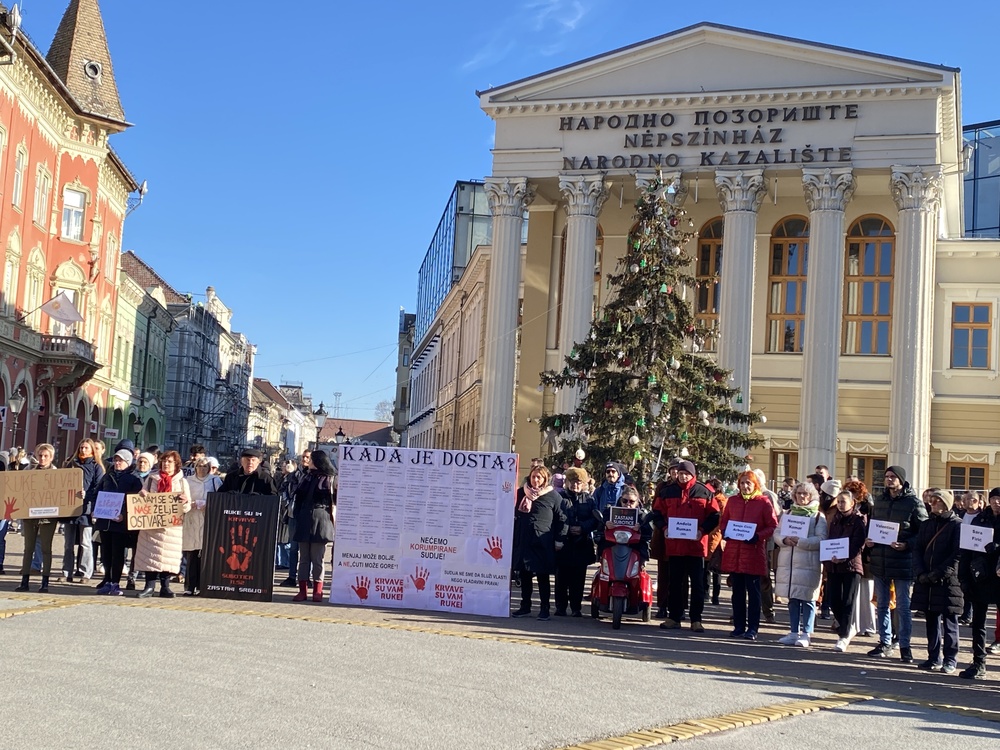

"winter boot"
[312, 581, 324, 603]
[15, 575, 30, 592]
[159, 577, 175, 598]
[293, 580, 309, 602]
[138, 578, 157, 598]
[38, 575, 50, 594]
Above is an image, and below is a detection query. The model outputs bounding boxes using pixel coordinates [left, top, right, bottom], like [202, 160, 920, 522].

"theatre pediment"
[480, 23, 954, 105]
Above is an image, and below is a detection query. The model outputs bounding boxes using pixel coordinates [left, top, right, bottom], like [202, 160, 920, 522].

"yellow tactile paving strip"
[557, 694, 871, 749]
[4, 590, 1000, 728]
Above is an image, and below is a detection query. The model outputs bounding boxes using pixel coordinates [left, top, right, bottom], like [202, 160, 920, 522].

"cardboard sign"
[201, 492, 280, 603]
[779, 514, 811, 539]
[94, 491, 125, 521]
[820, 537, 850, 562]
[667, 516, 698, 540]
[610, 507, 640, 527]
[960, 524, 995, 553]
[126, 492, 186, 530]
[2, 468, 83, 519]
[869, 520, 899, 546]
[330, 446, 517, 618]
[725, 520, 757, 541]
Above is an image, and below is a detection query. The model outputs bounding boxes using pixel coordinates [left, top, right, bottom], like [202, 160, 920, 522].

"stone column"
[479, 177, 534, 453]
[888, 165, 942, 488]
[554, 174, 608, 417]
[798, 167, 856, 473]
[714, 169, 767, 413]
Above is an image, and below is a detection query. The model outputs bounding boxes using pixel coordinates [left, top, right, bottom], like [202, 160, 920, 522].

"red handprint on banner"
[484, 536, 503, 562]
[219, 524, 257, 572]
[352, 575, 370, 601]
[3, 497, 18, 521]
[411, 566, 430, 591]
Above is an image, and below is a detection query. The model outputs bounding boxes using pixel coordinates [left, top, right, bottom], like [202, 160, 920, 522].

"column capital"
[890, 165, 943, 212]
[802, 167, 856, 212]
[559, 173, 609, 218]
[484, 176, 535, 218]
[715, 169, 767, 213]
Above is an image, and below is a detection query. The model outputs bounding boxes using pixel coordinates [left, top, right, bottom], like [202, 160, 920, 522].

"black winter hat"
[114, 439, 135, 453]
[885, 465, 907, 483]
[989, 487, 1000, 499]
[677, 460, 697, 477]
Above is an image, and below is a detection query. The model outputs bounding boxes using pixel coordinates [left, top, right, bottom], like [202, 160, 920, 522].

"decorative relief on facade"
[890, 165, 943, 212]
[484, 176, 536, 217]
[558, 173, 609, 217]
[802, 167, 856, 212]
[844, 441, 889, 455]
[714, 169, 767, 213]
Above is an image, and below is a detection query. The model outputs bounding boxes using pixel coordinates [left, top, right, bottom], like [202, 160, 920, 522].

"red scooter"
[590, 522, 653, 629]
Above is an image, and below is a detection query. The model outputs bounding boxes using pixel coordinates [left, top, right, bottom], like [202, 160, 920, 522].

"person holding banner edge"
[135, 451, 191, 598]
[92, 450, 143, 596]
[184, 458, 222, 596]
[13, 444, 59, 592]
[291, 449, 336, 603]
[512, 465, 567, 620]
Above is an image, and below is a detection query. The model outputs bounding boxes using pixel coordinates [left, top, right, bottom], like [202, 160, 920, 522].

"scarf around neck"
[518, 481, 553, 513]
[789, 499, 820, 517]
[156, 471, 174, 493]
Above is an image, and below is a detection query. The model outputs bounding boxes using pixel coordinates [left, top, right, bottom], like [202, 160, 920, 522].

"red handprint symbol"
[484, 536, 503, 562]
[352, 575, 370, 601]
[219, 524, 257, 572]
[3, 497, 18, 521]
[411, 566, 429, 591]
[501, 481, 513, 493]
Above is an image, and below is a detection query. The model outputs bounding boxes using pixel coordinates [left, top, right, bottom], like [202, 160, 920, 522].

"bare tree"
[374, 399, 394, 422]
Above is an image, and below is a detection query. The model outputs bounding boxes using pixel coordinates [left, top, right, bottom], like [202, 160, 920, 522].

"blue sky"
[22, 1, 999, 421]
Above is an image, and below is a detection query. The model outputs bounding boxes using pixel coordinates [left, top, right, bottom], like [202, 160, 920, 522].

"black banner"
[200, 492, 279, 602]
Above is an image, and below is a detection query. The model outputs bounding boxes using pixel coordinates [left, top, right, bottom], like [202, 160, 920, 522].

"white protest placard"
[869, 520, 899, 545]
[960, 524, 995, 553]
[610, 507, 639, 527]
[329, 446, 517, 618]
[726, 520, 757, 541]
[779, 514, 811, 539]
[820, 537, 850, 562]
[668, 517, 698, 540]
[93, 491, 125, 521]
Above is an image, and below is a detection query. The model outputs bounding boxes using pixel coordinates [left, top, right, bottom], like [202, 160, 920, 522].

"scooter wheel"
[611, 595, 625, 630]
[640, 602, 651, 622]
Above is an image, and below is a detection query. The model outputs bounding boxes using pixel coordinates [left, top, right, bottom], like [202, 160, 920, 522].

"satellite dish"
[139, 179, 149, 196]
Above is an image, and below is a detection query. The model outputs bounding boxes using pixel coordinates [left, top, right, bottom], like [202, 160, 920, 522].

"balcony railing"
[40, 334, 97, 361]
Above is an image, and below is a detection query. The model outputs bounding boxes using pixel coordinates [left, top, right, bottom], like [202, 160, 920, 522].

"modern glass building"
[414, 181, 493, 344]
[964, 120, 1000, 238]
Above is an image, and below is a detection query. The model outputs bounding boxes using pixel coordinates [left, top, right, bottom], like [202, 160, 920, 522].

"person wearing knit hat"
[593, 462, 627, 516]
[652, 459, 721, 633]
[554, 466, 598, 617]
[912, 488, 963, 673]
[865, 463, 927, 663]
[91, 447, 144, 596]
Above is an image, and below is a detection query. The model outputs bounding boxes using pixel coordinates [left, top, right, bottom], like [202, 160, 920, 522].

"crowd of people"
[509, 456, 1000, 680]
[0, 442, 336, 603]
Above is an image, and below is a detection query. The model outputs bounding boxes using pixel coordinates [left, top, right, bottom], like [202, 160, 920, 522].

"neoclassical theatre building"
[412, 23, 999, 493]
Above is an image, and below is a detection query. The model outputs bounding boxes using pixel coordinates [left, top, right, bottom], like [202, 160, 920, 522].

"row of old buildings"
[0, 1, 323, 467]
[393, 23, 1000, 495]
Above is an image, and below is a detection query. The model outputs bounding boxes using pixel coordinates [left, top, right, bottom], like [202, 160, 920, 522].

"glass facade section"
[414, 181, 493, 343]
[963, 120, 1000, 238]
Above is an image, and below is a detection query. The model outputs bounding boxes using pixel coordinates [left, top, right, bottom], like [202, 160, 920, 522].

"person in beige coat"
[135, 451, 191, 598]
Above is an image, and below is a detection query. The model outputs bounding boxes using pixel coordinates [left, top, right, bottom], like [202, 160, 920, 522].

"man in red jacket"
[653, 460, 721, 633]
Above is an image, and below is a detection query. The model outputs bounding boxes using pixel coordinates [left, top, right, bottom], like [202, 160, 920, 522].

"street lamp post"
[8, 391, 25, 448]
[334, 426, 347, 446]
[132, 415, 144, 446]
[313, 402, 327, 450]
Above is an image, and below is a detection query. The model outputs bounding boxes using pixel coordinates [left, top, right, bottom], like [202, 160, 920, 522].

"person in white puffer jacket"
[773, 481, 828, 647]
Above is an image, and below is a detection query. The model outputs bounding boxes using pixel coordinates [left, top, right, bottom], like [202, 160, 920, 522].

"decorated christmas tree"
[538, 174, 762, 483]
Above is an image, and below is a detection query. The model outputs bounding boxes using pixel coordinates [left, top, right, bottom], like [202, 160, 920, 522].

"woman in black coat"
[911, 488, 963, 673]
[511, 465, 566, 621]
[291, 449, 336, 603]
[60, 439, 104, 583]
[554, 467, 598, 617]
[92, 450, 144, 596]
[957, 489, 1000, 679]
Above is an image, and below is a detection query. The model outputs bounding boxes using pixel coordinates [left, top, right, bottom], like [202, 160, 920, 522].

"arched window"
[767, 217, 809, 353]
[843, 216, 894, 355]
[695, 218, 723, 351]
[556, 224, 604, 347]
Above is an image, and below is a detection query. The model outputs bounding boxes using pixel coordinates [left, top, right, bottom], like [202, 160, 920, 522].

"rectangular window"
[848, 454, 886, 496]
[770, 451, 798, 485]
[947, 462, 987, 492]
[766, 240, 808, 352]
[33, 171, 51, 226]
[951, 303, 991, 368]
[12, 149, 26, 208]
[62, 188, 87, 241]
[1, 257, 16, 316]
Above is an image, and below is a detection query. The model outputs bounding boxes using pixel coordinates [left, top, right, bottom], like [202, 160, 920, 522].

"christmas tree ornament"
[681, 431, 689, 441]
[628, 435, 639, 446]
[669, 216, 679, 227]
[637, 417, 646, 427]
[633, 450, 642, 460]
[629, 263, 639, 273]
[680, 447, 690, 457]
[672, 246, 681, 256]
[640, 258, 647, 268]
[661, 393, 669, 403]
[575, 448, 586, 460]
[701, 418, 710, 426]
[647, 374, 657, 386]
[604, 399, 614, 409]
[670, 357, 680, 370]
[698, 410, 709, 419]
[554, 418, 561, 427]
[759, 415, 768, 423]
[659, 283, 668, 293]
[736, 394, 743, 404]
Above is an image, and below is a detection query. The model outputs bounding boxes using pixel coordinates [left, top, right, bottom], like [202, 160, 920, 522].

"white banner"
[329, 446, 518, 617]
